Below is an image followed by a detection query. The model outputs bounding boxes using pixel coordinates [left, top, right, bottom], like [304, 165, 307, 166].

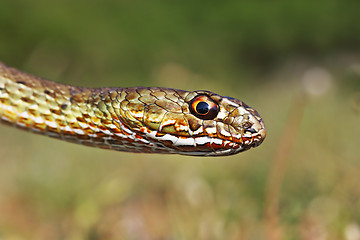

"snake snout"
[245, 113, 266, 146]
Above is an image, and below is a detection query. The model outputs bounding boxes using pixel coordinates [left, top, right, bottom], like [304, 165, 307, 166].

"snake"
[0, 61, 266, 156]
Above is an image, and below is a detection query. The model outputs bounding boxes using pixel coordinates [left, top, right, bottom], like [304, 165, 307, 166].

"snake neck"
[0, 63, 121, 150]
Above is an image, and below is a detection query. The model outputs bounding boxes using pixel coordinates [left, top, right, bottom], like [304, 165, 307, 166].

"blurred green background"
[1, 1, 360, 239]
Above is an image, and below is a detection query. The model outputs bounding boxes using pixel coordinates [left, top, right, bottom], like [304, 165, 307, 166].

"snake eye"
[189, 95, 219, 120]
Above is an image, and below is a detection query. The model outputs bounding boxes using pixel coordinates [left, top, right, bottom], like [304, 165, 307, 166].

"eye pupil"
[196, 102, 210, 114]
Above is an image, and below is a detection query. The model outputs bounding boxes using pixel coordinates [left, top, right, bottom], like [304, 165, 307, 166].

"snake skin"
[0, 62, 266, 156]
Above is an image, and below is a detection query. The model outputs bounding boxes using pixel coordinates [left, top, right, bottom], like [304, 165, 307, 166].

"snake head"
[121, 87, 266, 156]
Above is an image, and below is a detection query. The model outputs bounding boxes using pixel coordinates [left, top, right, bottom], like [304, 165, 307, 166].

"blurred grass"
[1, 1, 360, 239]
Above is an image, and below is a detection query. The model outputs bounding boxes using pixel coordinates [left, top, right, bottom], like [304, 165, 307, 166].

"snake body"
[0, 62, 266, 156]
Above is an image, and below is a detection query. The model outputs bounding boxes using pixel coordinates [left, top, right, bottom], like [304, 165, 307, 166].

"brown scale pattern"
[0, 62, 266, 156]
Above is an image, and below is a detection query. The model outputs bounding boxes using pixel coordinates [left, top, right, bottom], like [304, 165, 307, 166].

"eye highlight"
[189, 95, 219, 120]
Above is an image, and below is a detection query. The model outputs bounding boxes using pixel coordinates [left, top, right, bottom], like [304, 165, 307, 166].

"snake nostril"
[242, 121, 253, 129]
[247, 128, 257, 134]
